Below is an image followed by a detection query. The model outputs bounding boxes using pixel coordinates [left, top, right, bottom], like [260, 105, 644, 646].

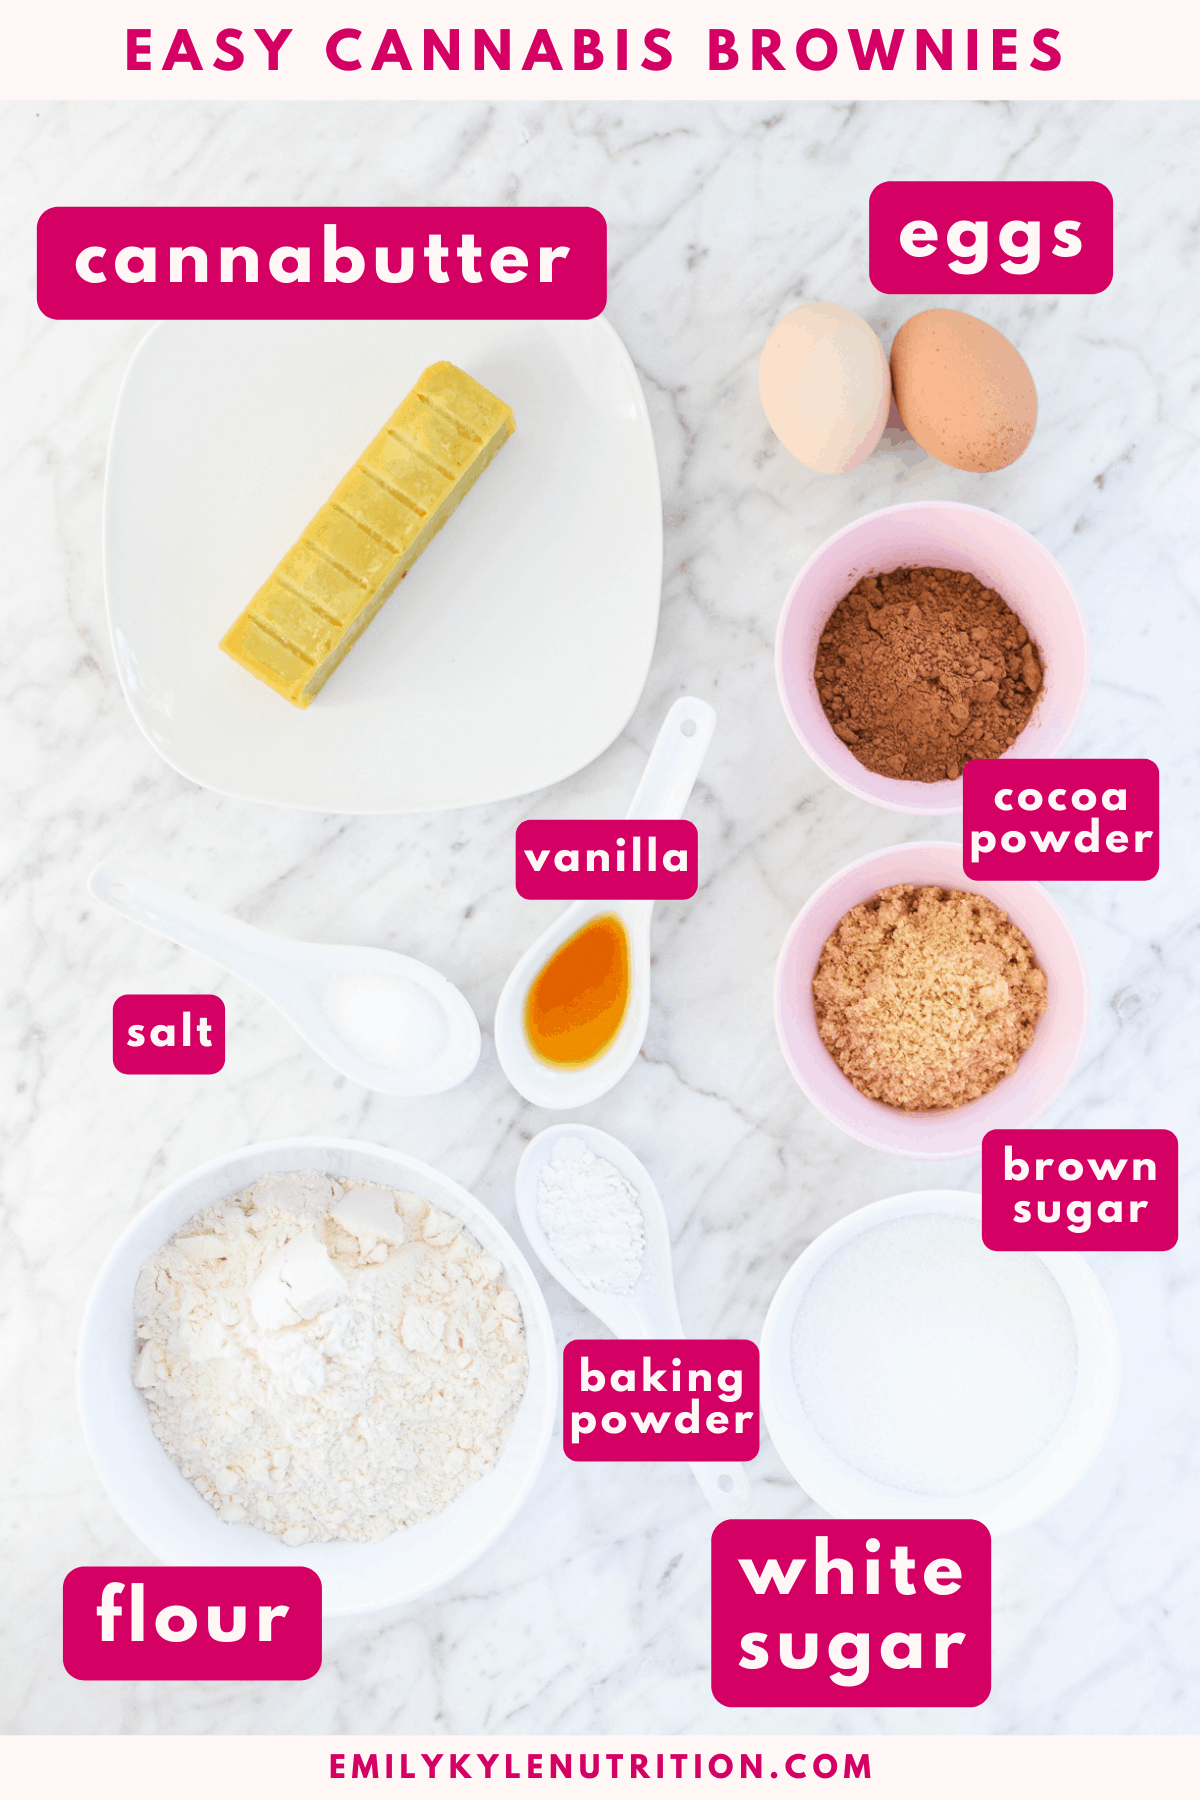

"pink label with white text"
[516, 821, 698, 899]
[870, 181, 1112, 294]
[63, 1567, 321, 1680]
[563, 1340, 759, 1461]
[38, 206, 606, 319]
[982, 1129, 1179, 1250]
[112, 994, 225, 1073]
[963, 758, 1159, 880]
[711, 1519, 991, 1708]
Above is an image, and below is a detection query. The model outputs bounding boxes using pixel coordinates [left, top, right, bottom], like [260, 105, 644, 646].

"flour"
[133, 1170, 527, 1545]
[536, 1136, 645, 1294]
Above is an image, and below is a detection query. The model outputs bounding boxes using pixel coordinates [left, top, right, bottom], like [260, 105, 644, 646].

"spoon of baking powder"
[494, 696, 716, 1109]
[88, 859, 480, 1095]
[515, 1122, 752, 1518]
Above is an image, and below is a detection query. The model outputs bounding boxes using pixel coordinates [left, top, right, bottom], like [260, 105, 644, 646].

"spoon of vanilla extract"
[493, 696, 716, 1109]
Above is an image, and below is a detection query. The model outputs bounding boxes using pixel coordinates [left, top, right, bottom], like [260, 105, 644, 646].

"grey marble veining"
[1, 98, 1197, 1736]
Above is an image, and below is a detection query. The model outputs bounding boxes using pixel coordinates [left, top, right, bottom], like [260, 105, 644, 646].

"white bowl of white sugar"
[78, 1138, 556, 1615]
[761, 1191, 1120, 1534]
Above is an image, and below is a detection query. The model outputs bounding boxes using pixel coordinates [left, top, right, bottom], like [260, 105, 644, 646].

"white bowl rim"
[760, 1189, 1121, 1534]
[77, 1136, 557, 1616]
[774, 498, 1091, 817]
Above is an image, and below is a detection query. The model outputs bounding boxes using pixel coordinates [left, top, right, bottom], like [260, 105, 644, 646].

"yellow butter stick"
[220, 361, 515, 707]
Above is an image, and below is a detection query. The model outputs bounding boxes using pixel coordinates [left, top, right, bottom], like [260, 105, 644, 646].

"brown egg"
[890, 310, 1037, 473]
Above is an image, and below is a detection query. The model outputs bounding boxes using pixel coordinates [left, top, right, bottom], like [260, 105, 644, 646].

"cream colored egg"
[890, 310, 1037, 473]
[758, 302, 891, 474]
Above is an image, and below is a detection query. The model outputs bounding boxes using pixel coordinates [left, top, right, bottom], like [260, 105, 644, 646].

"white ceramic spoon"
[516, 1122, 752, 1518]
[494, 696, 716, 1109]
[88, 860, 481, 1096]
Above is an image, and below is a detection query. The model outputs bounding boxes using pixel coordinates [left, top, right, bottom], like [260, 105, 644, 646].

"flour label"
[63, 1566, 322, 1680]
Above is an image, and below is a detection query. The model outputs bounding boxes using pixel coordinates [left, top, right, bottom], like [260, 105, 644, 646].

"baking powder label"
[963, 758, 1159, 880]
[562, 1339, 759, 1461]
[982, 1129, 1179, 1250]
[63, 1567, 322, 1680]
[711, 1519, 991, 1708]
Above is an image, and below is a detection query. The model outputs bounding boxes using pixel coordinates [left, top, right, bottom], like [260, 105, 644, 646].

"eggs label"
[870, 180, 1113, 294]
[515, 819, 698, 899]
[982, 1130, 1179, 1252]
[963, 758, 1159, 880]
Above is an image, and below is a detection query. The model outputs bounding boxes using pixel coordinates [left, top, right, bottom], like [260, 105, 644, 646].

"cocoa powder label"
[963, 758, 1159, 880]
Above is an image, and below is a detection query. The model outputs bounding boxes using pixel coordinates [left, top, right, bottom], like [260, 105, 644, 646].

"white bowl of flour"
[79, 1138, 556, 1615]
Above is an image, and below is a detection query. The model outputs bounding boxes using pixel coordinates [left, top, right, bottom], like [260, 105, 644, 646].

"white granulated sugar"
[133, 1170, 527, 1544]
[790, 1213, 1078, 1496]
[536, 1135, 645, 1294]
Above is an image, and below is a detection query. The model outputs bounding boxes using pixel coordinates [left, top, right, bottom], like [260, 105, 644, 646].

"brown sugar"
[814, 565, 1044, 783]
[812, 884, 1048, 1111]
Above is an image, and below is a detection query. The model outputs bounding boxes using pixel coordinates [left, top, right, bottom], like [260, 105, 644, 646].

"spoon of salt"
[494, 696, 716, 1110]
[515, 1122, 752, 1518]
[88, 859, 480, 1096]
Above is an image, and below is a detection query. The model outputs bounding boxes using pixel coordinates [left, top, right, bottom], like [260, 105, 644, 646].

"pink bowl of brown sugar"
[774, 841, 1089, 1159]
[776, 502, 1090, 816]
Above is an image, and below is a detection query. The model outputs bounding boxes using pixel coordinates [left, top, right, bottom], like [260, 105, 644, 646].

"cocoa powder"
[814, 566, 1044, 783]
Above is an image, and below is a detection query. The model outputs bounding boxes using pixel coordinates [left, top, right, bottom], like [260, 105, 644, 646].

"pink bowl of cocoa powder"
[774, 841, 1089, 1159]
[775, 501, 1090, 816]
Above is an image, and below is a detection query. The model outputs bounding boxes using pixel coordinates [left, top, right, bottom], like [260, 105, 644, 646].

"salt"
[790, 1213, 1078, 1495]
[321, 970, 449, 1072]
[536, 1135, 645, 1294]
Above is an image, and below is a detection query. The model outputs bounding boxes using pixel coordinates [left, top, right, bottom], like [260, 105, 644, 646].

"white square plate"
[104, 317, 662, 813]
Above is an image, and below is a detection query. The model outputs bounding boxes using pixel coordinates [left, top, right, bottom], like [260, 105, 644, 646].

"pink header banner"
[37, 207, 607, 320]
[8, 6, 1200, 99]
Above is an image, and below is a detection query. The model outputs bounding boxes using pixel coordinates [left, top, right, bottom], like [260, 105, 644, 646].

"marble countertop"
[1, 97, 1197, 1736]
